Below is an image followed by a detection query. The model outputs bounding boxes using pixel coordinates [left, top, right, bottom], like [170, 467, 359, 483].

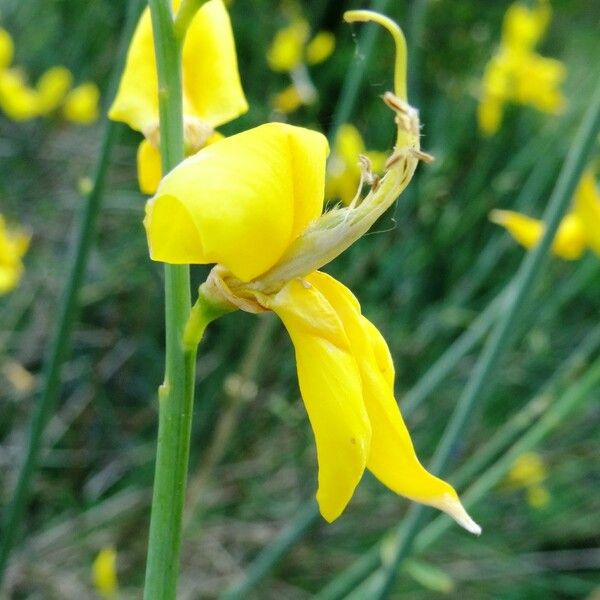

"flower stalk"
[143, 0, 208, 598]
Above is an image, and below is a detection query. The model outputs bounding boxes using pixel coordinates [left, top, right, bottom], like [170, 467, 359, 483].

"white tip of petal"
[437, 494, 482, 536]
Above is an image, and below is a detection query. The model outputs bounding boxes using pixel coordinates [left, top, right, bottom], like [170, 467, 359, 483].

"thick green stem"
[143, 1, 195, 598]
[0, 0, 142, 588]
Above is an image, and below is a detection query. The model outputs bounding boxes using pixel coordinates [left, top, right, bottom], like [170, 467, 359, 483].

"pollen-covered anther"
[383, 91, 417, 131]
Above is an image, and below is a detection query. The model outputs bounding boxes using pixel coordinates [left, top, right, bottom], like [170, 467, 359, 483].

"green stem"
[371, 76, 600, 600]
[0, 0, 143, 588]
[143, 1, 195, 598]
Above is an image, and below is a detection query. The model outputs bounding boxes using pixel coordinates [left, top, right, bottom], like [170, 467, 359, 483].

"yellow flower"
[36, 66, 73, 115]
[477, 0, 565, 136]
[506, 452, 550, 509]
[305, 31, 336, 66]
[0, 68, 40, 121]
[109, 0, 247, 194]
[92, 547, 118, 599]
[0, 214, 30, 295]
[144, 118, 478, 531]
[143, 7, 481, 530]
[490, 168, 600, 260]
[268, 15, 335, 114]
[326, 124, 387, 205]
[507, 452, 546, 487]
[272, 84, 304, 114]
[502, 0, 551, 51]
[62, 82, 100, 124]
[267, 18, 310, 72]
[0, 27, 14, 69]
[268, 18, 334, 72]
[526, 484, 550, 508]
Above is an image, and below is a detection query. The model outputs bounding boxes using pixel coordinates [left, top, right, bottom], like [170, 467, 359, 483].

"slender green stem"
[143, 1, 195, 598]
[371, 76, 600, 600]
[0, 0, 142, 588]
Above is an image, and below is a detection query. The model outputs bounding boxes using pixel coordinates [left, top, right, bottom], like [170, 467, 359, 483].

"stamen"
[410, 148, 435, 163]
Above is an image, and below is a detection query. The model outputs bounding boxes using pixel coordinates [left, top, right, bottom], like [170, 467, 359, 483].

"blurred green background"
[1, 0, 599, 598]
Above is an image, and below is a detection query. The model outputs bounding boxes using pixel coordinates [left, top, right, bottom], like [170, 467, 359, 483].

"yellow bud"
[305, 31, 335, 65]
[36, 66, 73, 114]
[272, 84, 303, 114]
[267, 18, 310, 72]
[92, 547, 118, 599]
[63, 82, 100, 124]
[0, 214, 30, 295]
[526, 484, 550, 509]
[507, 452, 547, 488]
[0, 27, 14, 69]
[0, 69, 40, 121]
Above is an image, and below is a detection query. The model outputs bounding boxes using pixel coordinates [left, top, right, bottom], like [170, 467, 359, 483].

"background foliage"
[1, 0, 599, 597]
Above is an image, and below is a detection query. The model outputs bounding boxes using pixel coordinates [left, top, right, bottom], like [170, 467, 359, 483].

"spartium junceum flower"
[491, 168, 600, 260]
[0, 26, 100, 124]
[108, 0, 247, 194]
[478, 0, 566, 136]
[267, 9, 335, 114]
[144, 10, 481, 533]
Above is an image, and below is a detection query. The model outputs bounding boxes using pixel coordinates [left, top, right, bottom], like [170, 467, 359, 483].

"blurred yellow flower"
[0, 27, 14, 69]
[267, 18, 310, 72]
[506, 452, 550, 509]
[0, 214, 30, 295]
[62, 82, 100, 124]
[109, 0, 247, 194]
[306, 30, 335, 66]
[527, 484, 550, 508]
[326, 123, 387, 205]
[92, 547, 118, 599]
[502, 0, 551, 51]
[0, 68, 40, 121]
[36, 66, 73, 114]
[490, 168, 600, 260]
[143, 111, 478, 534]
[478, 0, 566, 136]
[0, 26, 98, 124]
[272, 84, 304, 114]
[268, 15, 335, 114]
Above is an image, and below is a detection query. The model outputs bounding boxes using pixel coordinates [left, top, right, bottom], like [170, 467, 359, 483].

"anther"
[410, 148, 435, 163]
